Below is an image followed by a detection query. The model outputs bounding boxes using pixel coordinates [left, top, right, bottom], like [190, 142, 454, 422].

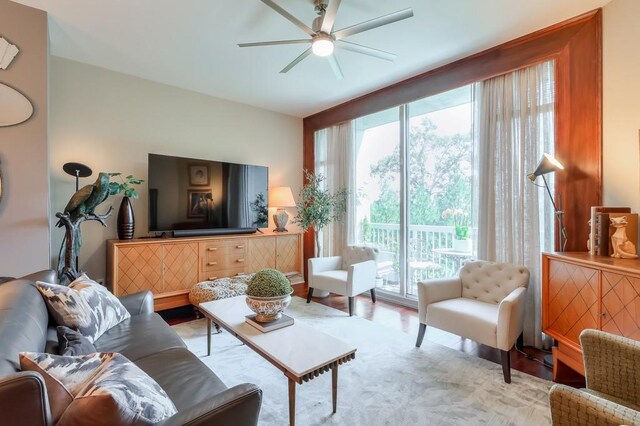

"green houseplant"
[292, 170, 348, 257]
[109, 173, 144, 240]
[245, 269, 293, 322]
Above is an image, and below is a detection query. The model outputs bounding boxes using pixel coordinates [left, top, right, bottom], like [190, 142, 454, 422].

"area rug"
[172, 297, 551, 425]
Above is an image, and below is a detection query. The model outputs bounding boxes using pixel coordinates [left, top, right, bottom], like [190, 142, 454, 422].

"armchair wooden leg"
[370, 288, 376, 303]
[306, 287, 314, 303]
[416, 323, 426, 347]
[516, 332, 524, 351]
[348, 297, 354, 316]
[500, 349, 511, 384]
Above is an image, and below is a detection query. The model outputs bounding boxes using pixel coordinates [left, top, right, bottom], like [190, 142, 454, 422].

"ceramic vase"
[117, 197, 135, 240]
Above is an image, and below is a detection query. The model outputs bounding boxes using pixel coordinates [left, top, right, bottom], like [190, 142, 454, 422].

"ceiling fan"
[238, 0, 414, 79]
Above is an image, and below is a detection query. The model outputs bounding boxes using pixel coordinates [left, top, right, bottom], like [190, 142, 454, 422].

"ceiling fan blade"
[280, 48, 312, 73]
[260, 0, 316, 37]
[336, 40, 396, 61]
[327, 54, 344, 80]
[238, 39, 311, 48]
[332, 7, 414, 40]
[321, 0, 342, 34]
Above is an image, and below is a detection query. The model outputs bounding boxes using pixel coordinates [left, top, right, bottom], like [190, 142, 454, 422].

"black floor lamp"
[527, 152, 565, 368]
[527, 153, 567, 252]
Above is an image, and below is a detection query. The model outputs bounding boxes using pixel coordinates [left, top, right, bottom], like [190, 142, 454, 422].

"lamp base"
[273, 209, 289, 233]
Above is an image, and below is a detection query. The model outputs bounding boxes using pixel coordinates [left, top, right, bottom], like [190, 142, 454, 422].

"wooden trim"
[303, 9, 602, 261]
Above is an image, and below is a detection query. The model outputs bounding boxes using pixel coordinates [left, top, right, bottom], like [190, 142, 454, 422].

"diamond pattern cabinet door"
[163, 243, 198, 293]
[246, 237, 276, 273]
[602, 272, 640, 341]
[115, 245, 163, 296]
[276, 235, 301, 273]
[546, 259, 599, 347]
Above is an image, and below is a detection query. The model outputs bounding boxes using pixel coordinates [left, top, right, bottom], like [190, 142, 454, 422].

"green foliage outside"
[292, 170, 348, 256]
[247, 269, 292, 297]
[109, 173, 144, 199]
[367, 118, 472, 229]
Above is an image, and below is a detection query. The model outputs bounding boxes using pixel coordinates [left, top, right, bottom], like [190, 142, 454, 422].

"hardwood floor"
[292, 284, 555, 382]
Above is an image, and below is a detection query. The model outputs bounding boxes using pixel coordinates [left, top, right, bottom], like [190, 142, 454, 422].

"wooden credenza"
[542, 252, 640, 380]
[107, 232, 303, 311]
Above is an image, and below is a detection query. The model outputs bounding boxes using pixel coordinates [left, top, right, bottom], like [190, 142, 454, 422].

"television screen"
[148, 153, 268, 234]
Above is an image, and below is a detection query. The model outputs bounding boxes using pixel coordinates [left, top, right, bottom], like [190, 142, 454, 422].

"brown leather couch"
[0, 270, 262, 426]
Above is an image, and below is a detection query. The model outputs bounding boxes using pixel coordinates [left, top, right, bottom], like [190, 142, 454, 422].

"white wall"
[603, 0, 640, 210]
[0, 0, 50, 277]
[50, 57, 302, 280]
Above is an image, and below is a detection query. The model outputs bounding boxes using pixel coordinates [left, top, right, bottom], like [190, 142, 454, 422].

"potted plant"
[442, 208, 471, 253]
[109, 173, 144, 240]
[292, 170, 348, 257]
[245, 269, 293, 322]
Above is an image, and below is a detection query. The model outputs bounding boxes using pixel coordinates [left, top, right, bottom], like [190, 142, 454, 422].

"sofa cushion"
[0, 280, 50, 375]
[20, 351, 177, 426]
[57, 326, 96, 356]
[427, 297, 499, 348]
[93, 313, 186, 362]
[134, 347, 227, 412]
[36, 274, 130, 343]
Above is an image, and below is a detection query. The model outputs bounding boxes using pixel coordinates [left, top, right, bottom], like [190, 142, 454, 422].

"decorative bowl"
[245, 293, 292, 322]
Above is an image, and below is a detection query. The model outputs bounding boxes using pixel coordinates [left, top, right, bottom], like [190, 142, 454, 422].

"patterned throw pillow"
[57, 326, 96, 356]
[20, 352, 177, 425]
[36, 274, 131, 343]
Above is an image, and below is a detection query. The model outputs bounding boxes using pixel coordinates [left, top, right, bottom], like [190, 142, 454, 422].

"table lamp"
[269, 187, 296, 232]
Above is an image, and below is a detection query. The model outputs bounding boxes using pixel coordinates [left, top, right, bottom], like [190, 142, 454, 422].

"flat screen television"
[148, 153, 269, 237]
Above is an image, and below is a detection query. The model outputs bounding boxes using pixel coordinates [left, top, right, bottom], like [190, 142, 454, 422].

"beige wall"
[50, 57, 302, 280]
[0, 0, 49, 276]
[603, 0, 640, 209]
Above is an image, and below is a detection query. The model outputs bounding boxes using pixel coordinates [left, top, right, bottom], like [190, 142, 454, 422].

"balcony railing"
[366, 223, 474, 295]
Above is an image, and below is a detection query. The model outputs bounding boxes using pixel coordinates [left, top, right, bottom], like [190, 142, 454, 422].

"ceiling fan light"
[312, 38, 334, 57]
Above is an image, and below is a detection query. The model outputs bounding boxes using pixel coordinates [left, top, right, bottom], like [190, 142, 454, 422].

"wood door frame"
[302, 9, 602, 270]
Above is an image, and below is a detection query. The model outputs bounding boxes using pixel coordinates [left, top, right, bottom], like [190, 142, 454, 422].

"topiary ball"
[246, 269, 292, 297]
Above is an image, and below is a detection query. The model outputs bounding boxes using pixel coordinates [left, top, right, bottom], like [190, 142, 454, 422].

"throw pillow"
[57, 326, 96, 356]
[20, 352, 177, 426]
[36, 274, 130, 343]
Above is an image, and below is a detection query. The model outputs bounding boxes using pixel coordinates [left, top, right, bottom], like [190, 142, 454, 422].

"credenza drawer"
[201, 267, 246, 282]
[201, 255, 246, 272]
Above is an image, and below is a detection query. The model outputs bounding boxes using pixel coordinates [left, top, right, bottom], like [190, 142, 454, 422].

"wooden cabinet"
[107, 232, 303, 311]
[542, 252, 640, 380]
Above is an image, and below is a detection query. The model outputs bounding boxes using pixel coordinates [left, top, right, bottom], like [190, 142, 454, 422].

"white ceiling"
[12, 0, 611, 118]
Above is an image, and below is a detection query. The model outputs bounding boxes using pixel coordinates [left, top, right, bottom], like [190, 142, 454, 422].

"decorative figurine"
[610, 216, 638, 259]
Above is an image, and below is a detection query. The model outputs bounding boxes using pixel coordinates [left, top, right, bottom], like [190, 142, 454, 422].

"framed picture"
[188, 190, 213, 218]
[189, 163, 210, 186]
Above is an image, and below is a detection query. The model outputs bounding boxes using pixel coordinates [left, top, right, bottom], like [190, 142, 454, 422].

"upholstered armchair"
[549, 329, 640, 426]
[307, 246, 379, 316]
[415, 260, 529, 383]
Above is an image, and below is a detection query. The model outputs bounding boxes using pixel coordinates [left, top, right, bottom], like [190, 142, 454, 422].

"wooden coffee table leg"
[332, 365, 338, 413]
[288, 377, 296, 426]
[207, 318, 211, 357]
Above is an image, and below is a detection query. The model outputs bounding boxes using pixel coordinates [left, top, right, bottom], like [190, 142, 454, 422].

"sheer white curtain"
[314, 121, 356, 257]
[474, 60, 555, 348]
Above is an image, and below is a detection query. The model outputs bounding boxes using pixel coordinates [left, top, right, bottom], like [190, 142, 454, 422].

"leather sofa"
[0, 270, 262, 426]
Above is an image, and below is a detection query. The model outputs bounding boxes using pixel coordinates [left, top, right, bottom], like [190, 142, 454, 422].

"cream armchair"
[415, 260, 529, 383]
[549, 329, 640, 426]
[307, 246, 379, 316]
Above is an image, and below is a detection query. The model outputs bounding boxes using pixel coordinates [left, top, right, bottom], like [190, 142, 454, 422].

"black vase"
[117, 197, 135, 240]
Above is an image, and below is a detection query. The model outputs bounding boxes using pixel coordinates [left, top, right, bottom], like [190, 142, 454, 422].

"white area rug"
[173, 297, 551, 426]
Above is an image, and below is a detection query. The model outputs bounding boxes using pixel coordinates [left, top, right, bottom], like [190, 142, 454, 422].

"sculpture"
[610, 216, 638, 259]
[56, 172, 113, 282]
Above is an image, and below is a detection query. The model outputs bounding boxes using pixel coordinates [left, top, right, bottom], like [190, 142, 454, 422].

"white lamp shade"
[269, 187, 296, 208]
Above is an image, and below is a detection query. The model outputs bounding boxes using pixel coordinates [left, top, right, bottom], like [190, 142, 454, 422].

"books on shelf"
[589, 206, 632, 255]
[245, 313, 294, 333]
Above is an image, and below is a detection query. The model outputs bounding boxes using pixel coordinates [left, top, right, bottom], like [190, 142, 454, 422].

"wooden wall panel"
[302, 9, 602, 268]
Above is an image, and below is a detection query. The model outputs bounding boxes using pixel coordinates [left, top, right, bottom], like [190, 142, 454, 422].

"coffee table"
[198, 296, 357, 426]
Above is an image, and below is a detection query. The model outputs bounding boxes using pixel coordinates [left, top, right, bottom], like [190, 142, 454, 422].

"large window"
[351, 86, 474, 300]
